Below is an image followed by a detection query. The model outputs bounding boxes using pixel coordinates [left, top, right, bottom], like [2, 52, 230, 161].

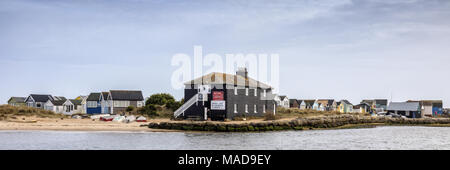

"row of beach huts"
[7, 90, 145, 115]
[274, 96, 445, 118]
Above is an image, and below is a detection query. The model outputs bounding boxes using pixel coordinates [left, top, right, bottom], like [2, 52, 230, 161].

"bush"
[166, 100, 183, 111]
[264, 111, 280, 121]
[146, 93, 176, 106]
[0, 105, 66, 118]
[138, 104, 158, 117]
[126, 105, 135, 112]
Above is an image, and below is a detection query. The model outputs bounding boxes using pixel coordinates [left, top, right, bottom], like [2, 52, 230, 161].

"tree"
[146, 93, 176, 106]
[139, 104, 157, 117]
[166, 100, 183, 111]
[126, 105, 135, 112]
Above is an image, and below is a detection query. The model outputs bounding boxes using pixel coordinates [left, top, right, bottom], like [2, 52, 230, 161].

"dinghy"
[136, 116, 147, 122]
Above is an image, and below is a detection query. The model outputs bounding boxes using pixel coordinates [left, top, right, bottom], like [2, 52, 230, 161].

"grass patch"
[276, 107, 370, 119]
[0, 105, 67, 119]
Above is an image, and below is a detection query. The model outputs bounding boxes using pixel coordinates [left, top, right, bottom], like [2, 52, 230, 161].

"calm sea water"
[0, 126, 449, 150]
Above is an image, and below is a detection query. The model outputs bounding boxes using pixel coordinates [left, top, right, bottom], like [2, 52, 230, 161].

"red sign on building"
[212, 91, 224, 101]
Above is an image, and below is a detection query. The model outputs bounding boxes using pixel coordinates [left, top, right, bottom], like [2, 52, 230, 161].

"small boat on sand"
[136, 116, 147, 122]
[100, 116, 114, 122]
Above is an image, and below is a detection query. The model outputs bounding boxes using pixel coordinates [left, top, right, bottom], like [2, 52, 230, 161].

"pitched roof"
[327, 100, 335, 105]
[355, 103, 370, 108]
[184, 72, 272, 89]
[375, 99, 388, 105]
[279, 96, 287, 101]
[75, 96, 87, 100]
[87, 93, 101, 101]
[69, 99, 82, 105]
[362, 99, 388, 105]
[304, 100, 316, 106]
[53, 96, 67, 101]
[110, 90, 144, 101]
[8, 97, 26, 103]
[48, 99, 65, 106]
[340, 100, 353, 105]
[101, 92, 109, 100]
[29, 94, 53, 102]
[387, 102, 420, 111]
[289, 99, 299, 105]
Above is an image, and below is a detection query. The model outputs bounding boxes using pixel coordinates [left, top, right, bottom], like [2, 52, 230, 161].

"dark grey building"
[176, 68, 277, 121]
[387, 102, 421, 118]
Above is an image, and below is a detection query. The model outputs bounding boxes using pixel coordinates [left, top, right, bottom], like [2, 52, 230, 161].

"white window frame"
[87, 101, 97, 108]
[245, 88, 249, 96]
[245, 104, 248, 113]
[234, 104, 238, 113]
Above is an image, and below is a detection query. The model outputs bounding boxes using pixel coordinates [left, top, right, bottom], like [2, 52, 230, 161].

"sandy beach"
[0, 116, 177, 132]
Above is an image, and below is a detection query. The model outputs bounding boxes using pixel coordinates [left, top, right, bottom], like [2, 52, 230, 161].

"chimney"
[236, 67, 248, 78]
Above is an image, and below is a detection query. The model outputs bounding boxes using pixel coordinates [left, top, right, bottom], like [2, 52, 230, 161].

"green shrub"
[138, 104, 157, 117]
[264, 112, 280, 121]
[146, 93, 176, 106]
[126, 105, 135, 112]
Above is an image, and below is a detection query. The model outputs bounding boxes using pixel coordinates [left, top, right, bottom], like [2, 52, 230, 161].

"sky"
[1, 0, 450, 106]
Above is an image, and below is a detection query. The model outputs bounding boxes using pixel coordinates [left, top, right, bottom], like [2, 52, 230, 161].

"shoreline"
[148, 115, 450, 132]
[2, 115, 450, 132]
[1, 123, 449, 133]
[0, 116, 180, 132]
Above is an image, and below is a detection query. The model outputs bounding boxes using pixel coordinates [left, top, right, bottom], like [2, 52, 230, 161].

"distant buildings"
[44, 99, 65, 113]
[353, 103, 371, 114]
[25, 94, 54, 109]
[407, 100, 443, 117]
[362, 99, 388, 113]
[63, 99, 83, 115]
[86, 93, 102, 114]
[338, 100, 353, 113]
[315, 99, 337, 111]
[109, 90, 145, 114]
[274, 95, 289, 108]
[8, 90, 144, 115]
[387, 102, 421, 118]
[7, 97, 26, 106]
[289, 99, 299, 108]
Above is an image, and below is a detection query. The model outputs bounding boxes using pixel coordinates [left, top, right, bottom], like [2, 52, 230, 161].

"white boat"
[72, 115, 82, 119]
[113, 116, 126, 122]
[90, 114, 110, 119]
[136, 116, 147, 122]
[125, 115, 136, 123]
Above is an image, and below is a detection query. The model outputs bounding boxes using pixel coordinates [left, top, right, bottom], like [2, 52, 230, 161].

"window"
[234, 87, 238, 95]
[263, 105, 266, 113]
[234, 104, 238, 113]
[87, 101, 97, 108]
[254, 89, 257, 97]
[245, 88, 249, 96]
[263, 90, 267, 97]
[245, 104, 248, 113]
[114, 101, 130, 107]
[36, 103, 41, 107]
[254, 105, 257, 113]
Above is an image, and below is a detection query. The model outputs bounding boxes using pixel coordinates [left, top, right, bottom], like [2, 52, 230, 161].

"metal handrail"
[174, 94, 199, 118]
